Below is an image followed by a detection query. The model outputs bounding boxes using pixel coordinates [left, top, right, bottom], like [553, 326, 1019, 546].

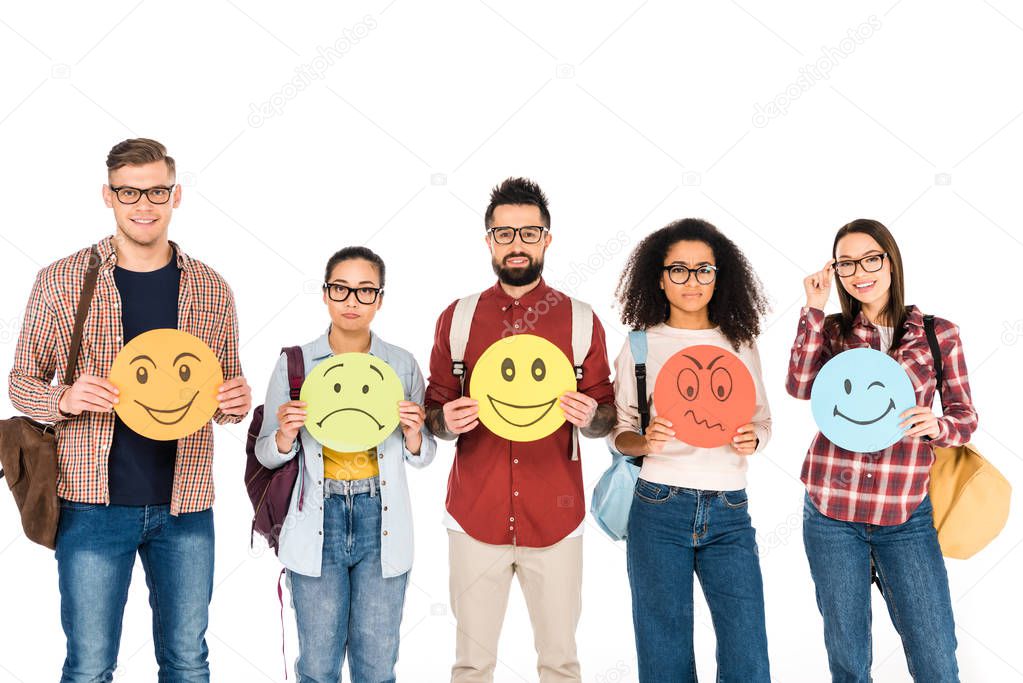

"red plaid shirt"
[786, 305, 977, 526]
[8, 236, 244, 515]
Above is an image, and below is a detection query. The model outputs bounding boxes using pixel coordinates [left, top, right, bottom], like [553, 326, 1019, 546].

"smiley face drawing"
[108, 328, 224, 441]
[300, 353, 404, 452]
[470, 334, 577, 442]
[653, 345, 756, 449]
[810, 348, 916, 452]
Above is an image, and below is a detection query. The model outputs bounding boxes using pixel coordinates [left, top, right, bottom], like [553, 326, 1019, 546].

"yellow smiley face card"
[469, 334, 577, 442]
[300, 353, 404, 451]
[108, 328, 225, 440]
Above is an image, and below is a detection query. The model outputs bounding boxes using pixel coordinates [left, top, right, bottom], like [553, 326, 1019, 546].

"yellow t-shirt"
[323, 446, 379, 480]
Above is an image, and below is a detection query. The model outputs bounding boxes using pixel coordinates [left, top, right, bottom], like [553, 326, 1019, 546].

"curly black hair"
[615, 218, 769, 350]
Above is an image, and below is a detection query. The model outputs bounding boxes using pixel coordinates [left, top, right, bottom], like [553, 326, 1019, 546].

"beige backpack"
[924, 314, 1011, 560]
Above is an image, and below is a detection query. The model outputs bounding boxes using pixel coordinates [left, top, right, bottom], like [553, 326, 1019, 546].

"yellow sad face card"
[300, 353, 404, 451]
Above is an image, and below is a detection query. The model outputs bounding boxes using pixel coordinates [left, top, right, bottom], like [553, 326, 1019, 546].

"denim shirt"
[255, 329, 436, 578]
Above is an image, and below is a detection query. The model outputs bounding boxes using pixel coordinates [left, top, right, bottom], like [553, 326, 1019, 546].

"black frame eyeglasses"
[663, 263, 718, 285]
[834, 253, 887, 278]
[323, 283, 383, 304]
[109, 185, 176, 205]
[487, 226, 548, 245]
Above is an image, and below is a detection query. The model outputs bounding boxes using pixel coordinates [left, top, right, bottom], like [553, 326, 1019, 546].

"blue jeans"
[802, 492, 958, 682]
[287, 485, 408, 682]
[54, 500, 215, 683]
[626, 479, 770, 683]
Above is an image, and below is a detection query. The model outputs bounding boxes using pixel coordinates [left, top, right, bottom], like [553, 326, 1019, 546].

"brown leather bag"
[0, 245, 99, 549]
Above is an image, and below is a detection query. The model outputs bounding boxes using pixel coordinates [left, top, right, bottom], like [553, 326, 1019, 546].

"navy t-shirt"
[108, 254, 181, 505]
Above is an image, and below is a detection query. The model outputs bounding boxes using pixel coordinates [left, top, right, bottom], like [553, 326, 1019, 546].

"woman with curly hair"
[612, 218, 772, 682]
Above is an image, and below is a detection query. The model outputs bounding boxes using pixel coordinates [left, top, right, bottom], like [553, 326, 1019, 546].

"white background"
[1, 2, 1021, 681]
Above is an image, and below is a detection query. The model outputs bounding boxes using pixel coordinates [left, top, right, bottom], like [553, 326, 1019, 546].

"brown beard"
[492, 253, 543, 286]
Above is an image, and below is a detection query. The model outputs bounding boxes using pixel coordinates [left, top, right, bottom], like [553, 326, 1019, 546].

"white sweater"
[611, 324, 771, 491]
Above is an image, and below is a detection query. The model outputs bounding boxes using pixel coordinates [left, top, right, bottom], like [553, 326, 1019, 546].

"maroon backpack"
[245, 346, 306, 553]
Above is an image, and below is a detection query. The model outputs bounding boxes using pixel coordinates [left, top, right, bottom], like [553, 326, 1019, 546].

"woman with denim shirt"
[787, 219, 977, 682]
[255, 246, 436, 683]
[612, 219, 772, 682]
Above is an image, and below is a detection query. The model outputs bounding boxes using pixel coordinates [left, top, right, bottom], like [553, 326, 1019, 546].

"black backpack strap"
[635, 362, 649, 435]
[922, 314, 943, 400]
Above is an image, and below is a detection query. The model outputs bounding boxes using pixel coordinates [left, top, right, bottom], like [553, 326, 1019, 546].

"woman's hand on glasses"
[804, 259, 835, 311]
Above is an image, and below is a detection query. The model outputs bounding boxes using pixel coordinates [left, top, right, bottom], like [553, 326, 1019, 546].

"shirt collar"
[852, 305, 923, 331]
[487, 277, 552, 311]
[310, 327, 383, 361]
[96, 235, 191, 271]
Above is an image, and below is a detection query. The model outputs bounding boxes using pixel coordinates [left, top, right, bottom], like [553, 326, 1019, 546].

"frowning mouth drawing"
[317, 407, 385, 430]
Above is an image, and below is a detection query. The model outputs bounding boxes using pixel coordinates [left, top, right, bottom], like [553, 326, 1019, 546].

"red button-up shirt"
[425, 279, 614, 547]
[786, 305, 978, 526]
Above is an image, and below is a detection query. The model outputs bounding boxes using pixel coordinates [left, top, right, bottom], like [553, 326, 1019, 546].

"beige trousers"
[448, 530, 583, 683]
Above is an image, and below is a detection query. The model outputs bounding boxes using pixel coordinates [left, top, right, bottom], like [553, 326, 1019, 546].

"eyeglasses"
[323, 283, 383, 304]
[834, 253, 887, 278]
[109, 185, 176, 205]
[488, 226, 548, 245]
[663, 263, 718, 285]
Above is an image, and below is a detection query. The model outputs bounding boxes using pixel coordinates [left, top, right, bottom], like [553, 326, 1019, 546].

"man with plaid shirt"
[8, 139, 251, 682]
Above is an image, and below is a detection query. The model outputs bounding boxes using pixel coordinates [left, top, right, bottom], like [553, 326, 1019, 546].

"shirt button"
[383, 506, 388, 511]
[318, 531, 322, 535]
[317, 480, 322, 485]
[381, 480, 386, 485]
[514, 300, 519, 306]
[382, 530, 389, 536]
[513, 459, 519, 464]
[513, 322, 520, 329]
[509, 526, 514, 531]
[514, 491, 519, 496]
[866, 473, 873, 478]
[509, 516, 515, 522]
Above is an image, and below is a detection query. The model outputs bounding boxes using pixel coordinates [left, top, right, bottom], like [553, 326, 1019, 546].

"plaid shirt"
[8, 236, 244, 515]
[786, 305, 978, 526]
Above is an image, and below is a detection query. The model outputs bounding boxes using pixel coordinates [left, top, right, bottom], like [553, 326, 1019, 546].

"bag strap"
[281, 346, 304, 401]
[566, 298, 593, 462]
[279, 345, 306, 513]
[63, 245, 101, 386]
[628, 330, 649, 434]
[569, 297, 593, 381]
[449, 293, 481, 395]
[276, 567, 289, 680]
[923, 314, 944, 401]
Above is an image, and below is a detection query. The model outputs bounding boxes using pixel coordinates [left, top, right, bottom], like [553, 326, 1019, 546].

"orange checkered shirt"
[8, 236, 245, 515]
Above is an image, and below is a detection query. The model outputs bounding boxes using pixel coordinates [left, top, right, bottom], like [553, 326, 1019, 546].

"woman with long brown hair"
[786, 219, 978, 682]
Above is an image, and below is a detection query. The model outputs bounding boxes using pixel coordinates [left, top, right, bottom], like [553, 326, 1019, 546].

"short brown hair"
[106, 138, 175, 178]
